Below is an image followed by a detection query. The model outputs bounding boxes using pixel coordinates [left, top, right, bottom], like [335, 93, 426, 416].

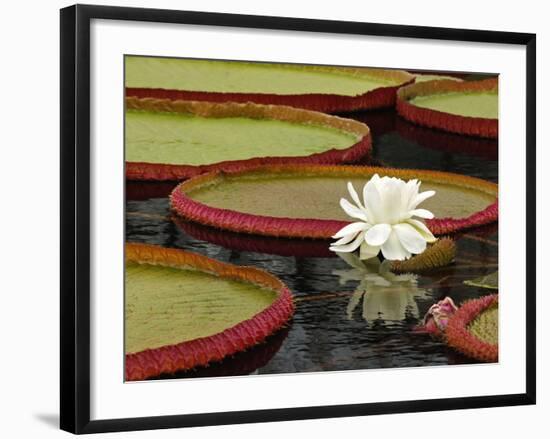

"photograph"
[124, 55, 499, 381]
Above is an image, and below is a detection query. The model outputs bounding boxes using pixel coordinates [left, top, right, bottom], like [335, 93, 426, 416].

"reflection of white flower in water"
[330, 175, 437, 261]
[333, 252, 430, 322]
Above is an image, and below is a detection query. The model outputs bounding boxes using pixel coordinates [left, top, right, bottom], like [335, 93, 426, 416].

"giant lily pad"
[125, 56, 414, 113]
[445, 294, 498, 362]
[397, 78, 498, 138]
[125, 243, 294, 381]
[126, 98, 371, 181]
[171, 164, 498, 238]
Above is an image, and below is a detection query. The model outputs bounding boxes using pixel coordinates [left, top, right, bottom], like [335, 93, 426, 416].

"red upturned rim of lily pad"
[150, 326, 290, 380]
[170, 164, 499, 239]
[445, 294, 498, 363]
[126, 98, 372, 181]
[396, 78, 498, 139]
[125, 243, 294, 381]
[126, 67, 415, 114]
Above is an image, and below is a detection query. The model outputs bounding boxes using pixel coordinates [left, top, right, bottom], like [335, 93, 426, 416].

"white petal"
[402, 179, 419, 212]
[332, 221, 370, 239]
[406, 219, 437, 243]
[410, 190, 436, 209]
[380, 230, 411, 261]
[409, 208, 434, 219]
[393, 223, 427, 254]
[364, 223, 392, 246]
[363, 176, 382, 222]
[340, 198, 368, 221]
[359, 242, 380, 260]
[347, 182, 364, 209]
[381, 178, 404, 223]
[329, 231, 366, 253]
[332, 234, 357, 246]
[370, 173, 381, 185]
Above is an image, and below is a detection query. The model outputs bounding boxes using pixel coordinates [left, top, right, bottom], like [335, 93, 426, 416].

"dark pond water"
[126, 108, 498, 379]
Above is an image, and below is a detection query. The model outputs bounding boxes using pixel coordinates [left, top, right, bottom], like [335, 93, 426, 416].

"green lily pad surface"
[410, 92, 498, 119]
[125, 262, 277, 355]
[468, 304, 498, 345]
[188, 173, 496, 221]
[464, 271, 499, 289]
[126, 109, 359, 166]
[125, 56, 396, 96]
[413, 74, 462, 83]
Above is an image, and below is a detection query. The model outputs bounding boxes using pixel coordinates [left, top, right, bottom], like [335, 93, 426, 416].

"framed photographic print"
[60, 4, 536, 434]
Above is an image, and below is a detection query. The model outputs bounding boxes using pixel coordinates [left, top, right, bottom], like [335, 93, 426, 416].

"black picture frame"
[60, 4, 536, 434]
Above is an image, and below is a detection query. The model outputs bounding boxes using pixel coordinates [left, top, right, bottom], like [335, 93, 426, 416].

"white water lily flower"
[329, 174, 437, 261]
